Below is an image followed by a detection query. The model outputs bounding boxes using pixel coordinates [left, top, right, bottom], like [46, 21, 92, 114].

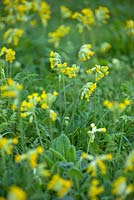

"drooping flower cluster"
[112, 176, 134, 199]
[50, 51, 79, 78]
[95, 6, 110, 24]
[48, 25, 70, 47]
[86, 65, 109, 82]
[103, 99, 131, 112]
[4, 28, 24, 46]
[72, 8, 95, 32]
[0, 137, 18, 155]
[15, 146, 44, 168]
[89, 179, 104, 200]
[126, 19, 134, 36]
[0, 47, 16, 63]
[81, 82, 97, 101]
[20, 91, 58, 121]
[0, 78, 23, 109]
[82, 153, 112, 176]
[78, 44, 94, 61]
[47, 174, 72, 198]
[60, 5, 72, 19]
[87, 123, 106, 143]
[7, 185, 27, 200]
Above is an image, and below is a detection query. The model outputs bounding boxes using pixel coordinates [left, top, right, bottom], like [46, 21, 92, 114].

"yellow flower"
[50, 110, 57, 121]
[41, 102, 48, 109]
[60, 5, 72, 18]
[89, 179, 104, 200]
[8, 185, 27, 200]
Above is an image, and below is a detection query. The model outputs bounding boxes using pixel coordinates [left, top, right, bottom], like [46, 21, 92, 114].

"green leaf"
[50, 148, 66, 161]
[66, 145, 76, 163]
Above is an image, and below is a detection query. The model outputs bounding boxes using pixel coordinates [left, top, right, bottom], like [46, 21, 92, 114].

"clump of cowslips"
[4, 28, 24, 46]
[81, 82, 97, 101]
[0, 137, 18, 155]
[0, 47, 16, 63]
[20, 91, 58, 122]
[7, 185, 27, 200]
[86, 65, 109, 82]
[47, 174, 73, 198]
[87, 123, 106, 143]
[103, 99, 131, 112]
[82, 152, 112, 176]
[89, 179, 104, 200]
[72, 8, 95, 33]
[112, 176, 134, 199]
[95, 6, 110, 24]
[78, 44, 94, 61]
[0, 78, 23, 110]
[50, 51, 79, 78]
[48, 25, 70, 47]
[15, 146, 44, 168]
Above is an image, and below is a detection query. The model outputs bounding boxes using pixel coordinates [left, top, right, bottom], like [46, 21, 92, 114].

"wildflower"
[95, 6, 110, 24]
[49, 110, 57, 121]
[47, 174, 72, 198]
[72, 8, 95, 33]
[78, 44, 94, 61]
[49, 51, 62, 69]
[60, 6, 72, 18]
[35, 163, 50, 178]
[82, 153, 112, 176]
[81, 82, 97, 101]
[89, 179, 104, 200]
[126, 19, 134, 36]
[7, 185, 27, 200]
[86, 65, 109, 82]
[103, 99, 131, 112]
[15, 146, 44, 168]
[87, 123, 106, 143]
[112, 176, 134, 199]
[48, 25, 70, 47]
[61, 64, 79, 78]
[4, 28, 24, 46]
[0, 47, 16, 63]
[0, 137, 18, 155]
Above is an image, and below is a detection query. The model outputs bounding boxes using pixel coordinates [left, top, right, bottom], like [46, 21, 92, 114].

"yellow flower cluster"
[60, 5, 72, 18]
[103, 99, 131, 112]
[47, 174, 72, 198]
[72, 8, 95, 32]
[2, 0, 51, 25]
[4, 28, 24, 46]
[15, 146, 44, 168]
[0, 78, 23, 109]
[20, 91, 58, 121]
[32, 1, 51, 26]
[0, 47, 16, 63]
[48, 25, 70, 47]
[87, 65, 109, 82]
[95, 6, 110, 24]
[7, 185, 27, 200]
[89, 179, 104, 200]
[78, 44, 94, 61]
[126, 19, 134, 36]
[100, 42, 111, 54]
[0, 137, 18, 155]
[50, 51, 79, 78]
[112, 176, 134, 199]
[82, 153, 112, 176]
[87, 123, 106, 143]
[81, 82, 97, 101]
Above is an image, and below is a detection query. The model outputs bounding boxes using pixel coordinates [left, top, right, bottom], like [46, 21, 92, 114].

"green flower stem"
[34, 114, 43, 146]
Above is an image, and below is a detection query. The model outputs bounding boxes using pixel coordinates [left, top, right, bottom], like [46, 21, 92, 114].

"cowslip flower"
[87, 123, 106, 143]
[4, 28, 24, 46]
[0, 47, 16, 63]
[0, 137, 18, 155]
[15, 146, 44, 168]
[7, 185, 27, 200]
[78, 44, 94, 61]
[89, 179, 104, 200]
[95, 6, 110, 24]
[126, 19, 134, 36]
[47, 174, 72, 198]
[103, 99, 131, 112]
[82, 153, 112, 176]
[81, 82, 97, 101]
[60, 5, 72, 18]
